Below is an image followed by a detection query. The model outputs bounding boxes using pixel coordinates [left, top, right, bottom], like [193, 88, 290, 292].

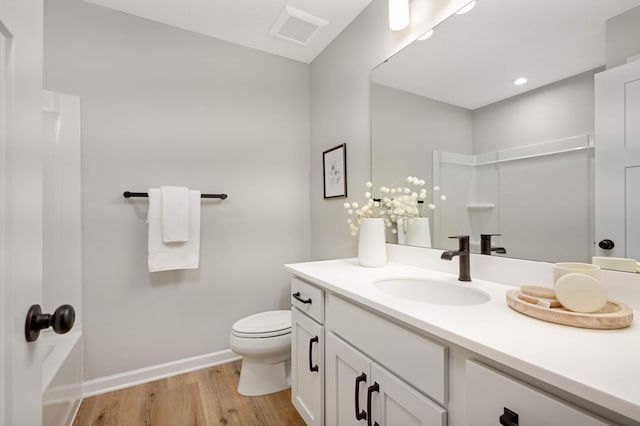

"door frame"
[0, 16, 14, 425]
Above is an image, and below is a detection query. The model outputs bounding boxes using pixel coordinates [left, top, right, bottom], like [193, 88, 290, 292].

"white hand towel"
[161, 186, 190, 242]
[147, 188, 201, 272]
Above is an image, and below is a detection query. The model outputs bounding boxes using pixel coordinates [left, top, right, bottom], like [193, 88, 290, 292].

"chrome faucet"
[480, 234, 507, 255]
[441, 235, 471, 282]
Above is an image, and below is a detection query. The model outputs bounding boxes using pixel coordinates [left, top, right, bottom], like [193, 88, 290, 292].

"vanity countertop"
[285, 258, 640, 422]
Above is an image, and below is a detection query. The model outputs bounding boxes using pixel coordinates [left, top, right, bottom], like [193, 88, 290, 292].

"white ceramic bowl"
[552, 262, 601, 286]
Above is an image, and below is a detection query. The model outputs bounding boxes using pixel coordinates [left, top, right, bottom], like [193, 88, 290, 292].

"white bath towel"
[147, 188, 201, 272]
[161, 186, 189, 242]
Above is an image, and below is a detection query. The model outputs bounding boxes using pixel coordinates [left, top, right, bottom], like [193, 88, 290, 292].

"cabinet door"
[326, 332, 372, 425]
[291, 308, 324, 426]
[369, 364, 447, 426]
[466, 360, 609, 426]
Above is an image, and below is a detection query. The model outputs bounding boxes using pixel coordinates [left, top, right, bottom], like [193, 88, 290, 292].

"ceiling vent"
[268, 5, 328, 45]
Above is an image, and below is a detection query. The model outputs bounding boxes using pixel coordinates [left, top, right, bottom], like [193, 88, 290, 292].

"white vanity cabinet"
[291, 278, 325, 426]
[326, 332, 447, 426]
[466, 360, 610, 426]
[325, 294, 447, 426]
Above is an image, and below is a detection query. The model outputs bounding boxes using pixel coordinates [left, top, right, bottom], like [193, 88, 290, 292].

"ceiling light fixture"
[389, 0, 410, 31]
[417, 29, 434, 40]
[456, 0, 476, 15]
[513, 77, 528, 86]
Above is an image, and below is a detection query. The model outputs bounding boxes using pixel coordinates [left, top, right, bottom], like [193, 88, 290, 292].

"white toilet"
[229, 310, 292, 396]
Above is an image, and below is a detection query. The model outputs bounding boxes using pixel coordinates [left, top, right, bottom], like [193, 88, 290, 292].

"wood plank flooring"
[73, 360, 305, 426]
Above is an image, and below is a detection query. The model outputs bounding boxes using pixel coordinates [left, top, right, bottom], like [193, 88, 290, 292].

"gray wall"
[309, 0, 469, 260]
[44, 0, 310, 381]
[472, 70, 597, 154]
[606, 5, 640, 69]
[470, 70, 597, 263]
[371, 83, 472, 186]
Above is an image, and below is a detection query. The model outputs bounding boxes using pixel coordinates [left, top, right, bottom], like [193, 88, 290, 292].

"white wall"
[310, 0, 470, 260]
[44, 0, 311, 381]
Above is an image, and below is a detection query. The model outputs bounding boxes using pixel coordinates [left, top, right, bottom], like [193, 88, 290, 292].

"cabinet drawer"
[466, 360, 609, 425]
[291, 277, 324, 324]
[327, 294, 448, 405]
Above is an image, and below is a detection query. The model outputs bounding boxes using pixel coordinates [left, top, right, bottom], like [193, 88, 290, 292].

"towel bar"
[123, 191, 227, 200]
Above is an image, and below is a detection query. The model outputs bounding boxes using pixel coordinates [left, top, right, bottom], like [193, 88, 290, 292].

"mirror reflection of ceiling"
[371, 0, 640, 110]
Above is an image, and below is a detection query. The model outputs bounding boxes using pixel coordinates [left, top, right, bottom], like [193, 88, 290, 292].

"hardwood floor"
[73, 360, 305, 426]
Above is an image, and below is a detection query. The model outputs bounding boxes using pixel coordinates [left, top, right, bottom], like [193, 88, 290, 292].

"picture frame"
[323, 143, 347, 199]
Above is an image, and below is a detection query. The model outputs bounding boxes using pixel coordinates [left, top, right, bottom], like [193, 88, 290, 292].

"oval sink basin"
[373, 278, 490, 306]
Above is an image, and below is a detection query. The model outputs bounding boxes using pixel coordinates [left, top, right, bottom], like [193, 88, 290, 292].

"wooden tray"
[506, 289, 634, 330]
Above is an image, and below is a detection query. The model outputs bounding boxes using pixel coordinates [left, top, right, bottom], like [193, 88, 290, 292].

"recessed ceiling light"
[456, 0, 476, 14]
[417, 29, 434, 40]
[513, 77, 528, 86]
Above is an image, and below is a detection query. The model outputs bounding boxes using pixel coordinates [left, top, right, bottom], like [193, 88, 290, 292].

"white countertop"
[285, 258, 640, 422]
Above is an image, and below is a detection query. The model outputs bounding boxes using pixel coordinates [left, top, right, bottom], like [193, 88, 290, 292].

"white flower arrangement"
[344, 176, 445, 236]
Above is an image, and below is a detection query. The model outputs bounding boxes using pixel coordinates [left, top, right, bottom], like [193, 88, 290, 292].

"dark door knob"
[499, 407, 519, 426]
[598, 239, 615, 250]
[25, 304, 75, 342]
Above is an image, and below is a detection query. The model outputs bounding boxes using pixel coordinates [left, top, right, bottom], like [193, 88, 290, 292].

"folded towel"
[161, 186, 189, 243]
[147, 188, 201, 272]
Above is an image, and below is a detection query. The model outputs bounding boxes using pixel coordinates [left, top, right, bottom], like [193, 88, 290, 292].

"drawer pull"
[292, 292, 312, 304]
[355, 372, 367, 421]
[366, 382, 379, 426]
[499, 407, 519, 426]
[308, 336, 319, 372]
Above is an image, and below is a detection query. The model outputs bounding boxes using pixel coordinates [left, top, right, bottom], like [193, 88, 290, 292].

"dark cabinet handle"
[292, 291, 312, 304]
[355, 373, 367, 421]
[366, 382, 379, 426]
[599, 239, 615, 250]
[499, 407, 519, 426]
[308, 336, 319, 372]
[25, 304, 75, 342]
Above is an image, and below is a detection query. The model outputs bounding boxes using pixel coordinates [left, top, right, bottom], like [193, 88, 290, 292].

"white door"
[291, 307, 324, 426]
[368, 363, 446, 426]
[0, 2, 45, 426]
[595, 60, 640, 259]
[325, 332, 371, 426]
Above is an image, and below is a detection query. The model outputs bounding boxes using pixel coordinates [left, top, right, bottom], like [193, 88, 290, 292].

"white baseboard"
[82, 349, 241, 398]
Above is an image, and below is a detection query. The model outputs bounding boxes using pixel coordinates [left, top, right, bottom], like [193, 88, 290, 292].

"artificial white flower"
[440, 195, 447, 201]
[344, 177, 444, 236]
[433, 186, 440, 192]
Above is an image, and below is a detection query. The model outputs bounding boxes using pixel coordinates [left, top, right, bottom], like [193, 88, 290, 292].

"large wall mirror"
[371, 0, 640, 265]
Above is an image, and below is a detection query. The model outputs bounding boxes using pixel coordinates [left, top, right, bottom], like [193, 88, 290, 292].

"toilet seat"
[232, 310, 291, 338]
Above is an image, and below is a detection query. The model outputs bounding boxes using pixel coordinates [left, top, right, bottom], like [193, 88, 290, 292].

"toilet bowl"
[229, 310, 291, 396]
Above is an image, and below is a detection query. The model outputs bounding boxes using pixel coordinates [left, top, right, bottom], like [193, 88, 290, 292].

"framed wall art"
[323, 143, 347, 199]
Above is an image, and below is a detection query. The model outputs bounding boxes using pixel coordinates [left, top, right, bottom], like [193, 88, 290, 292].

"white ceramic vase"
[405, 217, 432, 248]
[358, 218, 387, 267]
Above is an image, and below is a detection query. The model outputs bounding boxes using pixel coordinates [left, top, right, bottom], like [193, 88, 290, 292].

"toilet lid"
[232, 310, 291, 337]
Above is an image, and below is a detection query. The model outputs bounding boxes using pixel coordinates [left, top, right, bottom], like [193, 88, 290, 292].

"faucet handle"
[448, 235, 470, 251]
